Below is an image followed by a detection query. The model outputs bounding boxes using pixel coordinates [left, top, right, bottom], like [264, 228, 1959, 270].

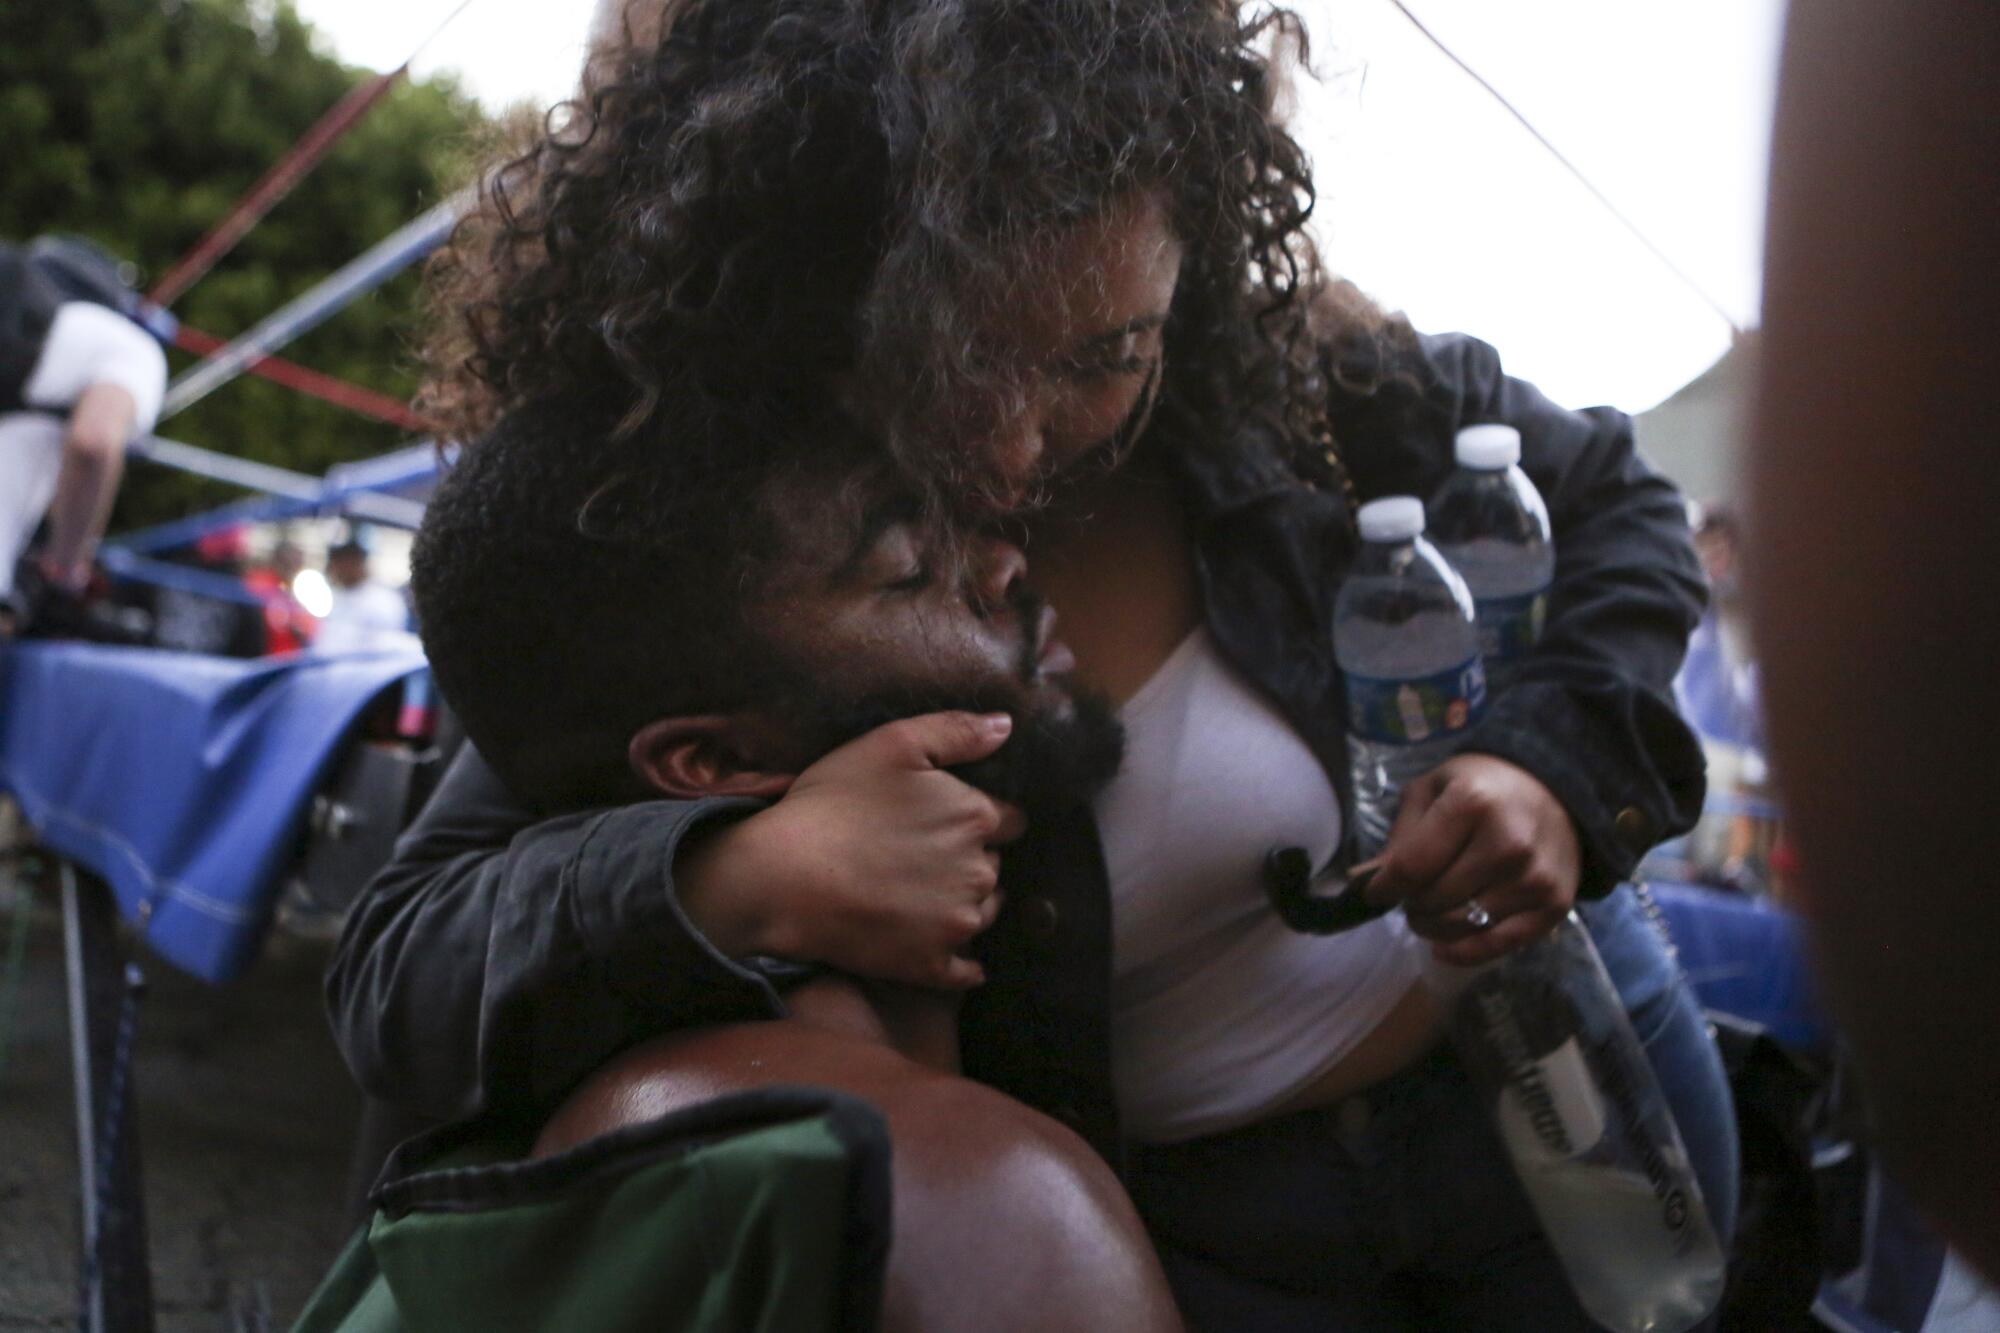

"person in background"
[1751, 0, 2000, 1285]
[241, 537, 316, 655]
[0, 242, 167, 634]
[1672, 503, 1776, 892]
[313, 537, 415, 655]
[1692, 507, 1743, 627]
[1677, 505, 1760, 752]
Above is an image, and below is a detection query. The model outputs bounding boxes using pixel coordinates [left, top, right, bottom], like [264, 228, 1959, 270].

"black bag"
[0, 235, 167, 413]
[1710, 1011, 1846, 1331]
[0, 242, 63, 411]
[26, 235, 153, 323]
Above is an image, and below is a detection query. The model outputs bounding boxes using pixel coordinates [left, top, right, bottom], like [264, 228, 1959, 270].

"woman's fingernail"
[983, 712, 1013, 736]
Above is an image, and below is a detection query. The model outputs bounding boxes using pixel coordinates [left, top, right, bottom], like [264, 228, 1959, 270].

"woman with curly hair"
[332, 0, 1734, 1324]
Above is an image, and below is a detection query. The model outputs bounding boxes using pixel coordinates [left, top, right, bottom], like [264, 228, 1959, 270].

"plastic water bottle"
[1334, 496, 1487, 858]
[1335, 497, 1726, 1333]
[1447, 919, 1728, 1332]
[1429, 424, 1554, 692]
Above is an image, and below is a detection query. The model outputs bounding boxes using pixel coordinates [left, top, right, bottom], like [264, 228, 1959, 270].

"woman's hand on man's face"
[1360, 754, 1583, 967]
[677, 711, 1027, 990]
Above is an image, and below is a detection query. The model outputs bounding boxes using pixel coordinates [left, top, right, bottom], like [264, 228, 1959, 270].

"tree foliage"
[0, 0, 492, 531]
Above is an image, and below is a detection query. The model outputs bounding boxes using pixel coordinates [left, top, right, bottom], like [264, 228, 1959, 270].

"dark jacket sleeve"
[1338, 331, 1709, 894]
[324, 743, 785, 1121]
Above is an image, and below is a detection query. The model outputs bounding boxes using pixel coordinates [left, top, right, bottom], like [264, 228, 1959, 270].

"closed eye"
[882, 564, 934, 594]
[1063, 352, 1152, 383]
[1055, 316, 1166, 381]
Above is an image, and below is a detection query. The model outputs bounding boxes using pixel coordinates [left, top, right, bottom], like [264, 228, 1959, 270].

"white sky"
[292, 0, 1785, 412]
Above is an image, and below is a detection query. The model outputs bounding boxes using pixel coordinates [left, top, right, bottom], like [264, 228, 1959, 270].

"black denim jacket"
[326, 333, 1708, 1164]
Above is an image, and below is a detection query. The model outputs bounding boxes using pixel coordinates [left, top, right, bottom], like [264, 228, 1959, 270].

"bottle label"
[1494, 1035, 1609, 1166]
[1476, 589, 1548, 662]
[1461, 980, 1608, 1165]
[1344, 658, 1488, 745]
[1588, 1025, 1701, 1248]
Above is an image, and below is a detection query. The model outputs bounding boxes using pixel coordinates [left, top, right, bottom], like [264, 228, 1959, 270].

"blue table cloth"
[1, 641, 427, 982]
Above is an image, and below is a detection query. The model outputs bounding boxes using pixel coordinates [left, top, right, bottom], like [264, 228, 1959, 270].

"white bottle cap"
[1357, 495, 1425, 543]
[1455, 424, 1522, 470]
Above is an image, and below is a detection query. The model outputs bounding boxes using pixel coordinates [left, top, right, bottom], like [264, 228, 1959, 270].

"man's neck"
[785, 976, 961, 1075]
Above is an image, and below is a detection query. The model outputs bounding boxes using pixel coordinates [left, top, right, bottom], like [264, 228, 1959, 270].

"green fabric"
[292, 1114, 866, 1333]
[292, 1230, 399, 1333]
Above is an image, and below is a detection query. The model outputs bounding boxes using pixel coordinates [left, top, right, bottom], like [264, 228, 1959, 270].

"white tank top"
[1095, 628, 1423, 1143]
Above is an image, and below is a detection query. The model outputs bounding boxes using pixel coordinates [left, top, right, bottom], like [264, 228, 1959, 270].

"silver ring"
[1461, 899, 1492, 930]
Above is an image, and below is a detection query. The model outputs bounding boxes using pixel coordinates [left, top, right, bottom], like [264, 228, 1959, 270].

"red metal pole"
[169, 324, 425, 433]
[148, 68, 409, 308]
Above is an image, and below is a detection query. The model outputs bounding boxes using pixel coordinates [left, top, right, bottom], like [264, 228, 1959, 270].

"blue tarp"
[0, 641, 426, 983]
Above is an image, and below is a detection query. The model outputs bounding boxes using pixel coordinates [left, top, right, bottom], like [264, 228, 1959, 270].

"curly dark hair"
[412, 389, 889, 809]
[421, 0, 1407, 512]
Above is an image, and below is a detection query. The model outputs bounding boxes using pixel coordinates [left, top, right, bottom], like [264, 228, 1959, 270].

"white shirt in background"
[314, 580, 415, 655]
[0, 302, 168, 596]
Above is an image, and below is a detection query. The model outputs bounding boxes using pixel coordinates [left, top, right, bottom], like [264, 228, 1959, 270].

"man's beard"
[785, 679, 1125, 814]
[768, 586, 1126, 813]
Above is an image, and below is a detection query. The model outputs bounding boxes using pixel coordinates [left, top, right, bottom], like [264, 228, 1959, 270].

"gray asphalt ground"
[0, 877, 359, 1331]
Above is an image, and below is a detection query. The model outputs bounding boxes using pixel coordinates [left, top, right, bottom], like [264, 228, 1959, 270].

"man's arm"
[22, 301, 166, 588]
[1751, 0, 2000, 1281]
[325, 743, 782, 1120]
[39, 382, 134, 588]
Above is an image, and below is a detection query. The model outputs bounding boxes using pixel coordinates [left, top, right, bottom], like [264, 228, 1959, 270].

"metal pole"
[93, 550, 270, 607]
[159, 196, 465, 422]
[60, 865, 104, 1333]
[60, 864, 154, 1333]
[126, 436, 429, 531]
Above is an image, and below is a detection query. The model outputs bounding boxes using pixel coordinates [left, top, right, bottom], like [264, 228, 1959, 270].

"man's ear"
[627, 715, 799, 800]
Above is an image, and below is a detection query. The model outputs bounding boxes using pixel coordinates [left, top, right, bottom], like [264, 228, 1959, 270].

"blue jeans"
[1124, 886, 1740, 1331]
